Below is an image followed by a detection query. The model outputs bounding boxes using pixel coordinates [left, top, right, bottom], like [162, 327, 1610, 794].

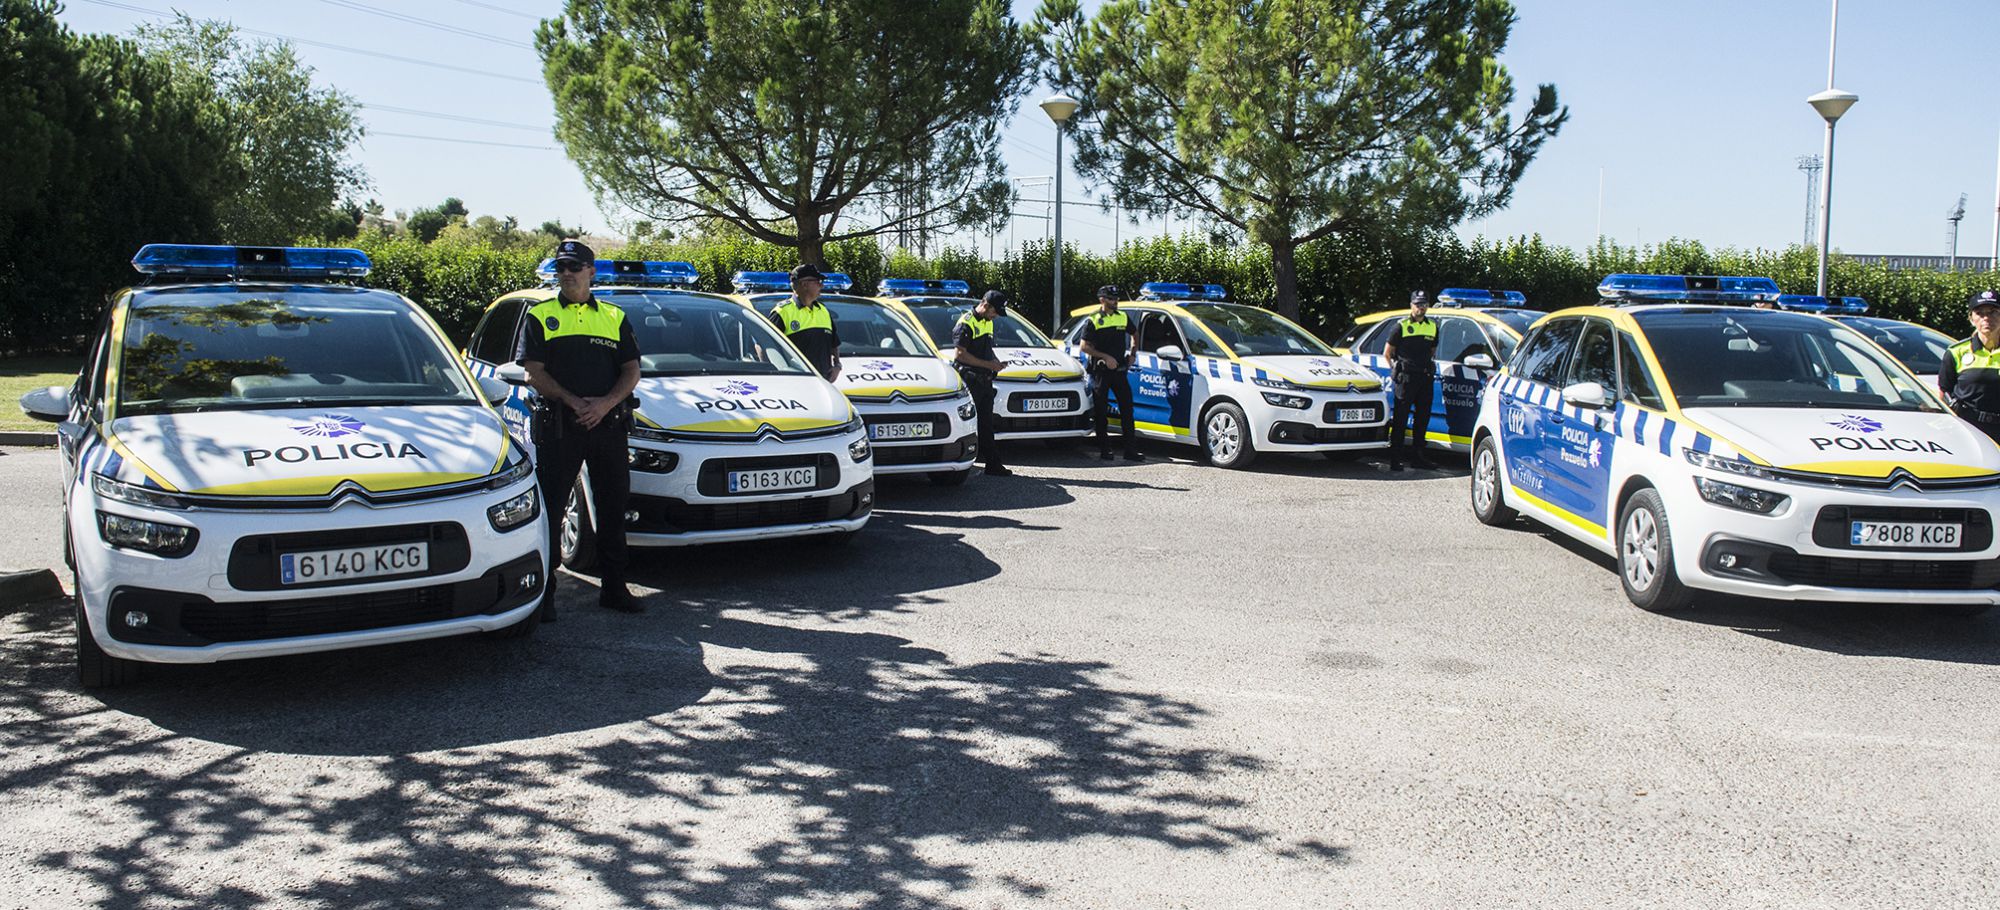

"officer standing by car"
[768, 264, 841, 379]
[1080, 285, 1142, 461]
[1940, 289, 2000, 443]
[955, 290, 1014, 476]
[1383, 290, 1439, 471]
[519, 239, 644, 615]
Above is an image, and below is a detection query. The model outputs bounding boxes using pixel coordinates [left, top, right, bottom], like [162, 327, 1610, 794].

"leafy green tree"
[1032, 0, 1567, 318]
[537, 0, 1029, 267]
[138, 13, 366, 245]
[406, 208, 452, 243]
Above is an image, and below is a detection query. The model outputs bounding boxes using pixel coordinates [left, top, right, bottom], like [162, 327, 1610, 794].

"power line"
[446, 0, 544, 20]
[369, 131, 557, 151]
[360, 102, 548, 132]
[317, 0, 534, 50]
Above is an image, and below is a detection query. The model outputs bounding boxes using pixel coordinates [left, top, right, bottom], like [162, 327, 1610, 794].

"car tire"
[76, 599, 139, 690]
[1469, 436, 1518, 526]
[559, 478, 597, 573]
[1618, 488, 1694, 613]
[1200, 402, 1257, 469]
[929, 468, 973, 486]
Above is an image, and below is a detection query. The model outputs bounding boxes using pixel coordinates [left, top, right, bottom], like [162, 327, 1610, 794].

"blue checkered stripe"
[1491, 374, 1727, 458]
[76, 432, 166, 488]
[466, 357, 535, 432]
[1351, 353, 1492, 381]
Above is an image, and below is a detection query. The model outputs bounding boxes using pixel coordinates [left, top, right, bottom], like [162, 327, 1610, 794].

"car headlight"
[91, 473, 188, 510]
[629, 424, 677, 442]
[1260, 391, 1311, 409]
[486, 487, 541, 531]
[1252, 376, 1302, 391]
[957, 397, 978, 420]
[96, 510, 198, 556]
[1693, 477, 1788, 514]
[483, 452, 536, 490]
[849, 437, 872, 462]
[1683, 448, 1779, 482]
[628, 446, 679, 473]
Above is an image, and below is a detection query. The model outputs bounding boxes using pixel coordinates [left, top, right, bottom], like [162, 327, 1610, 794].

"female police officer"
[1941, 289, 2000, 443]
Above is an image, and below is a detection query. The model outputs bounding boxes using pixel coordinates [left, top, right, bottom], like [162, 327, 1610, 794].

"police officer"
[954, 290, 1014, 476]
[1941, 289, 2000, 443]
[768, 264, 841, 379]
[1080, 285, 1142, 461]
[1383, 290, 1439, 471]
[519, 239, 643, 615]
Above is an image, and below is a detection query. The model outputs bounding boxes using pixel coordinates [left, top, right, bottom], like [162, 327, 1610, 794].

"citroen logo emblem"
[1885, 468, 1920, 491]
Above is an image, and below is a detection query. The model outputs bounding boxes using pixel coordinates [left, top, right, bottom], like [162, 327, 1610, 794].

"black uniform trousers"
[1093, 368, 1137, 454]
[536, 411, 630, 585]
[1953, 405, 2000, 444]
[1389, 368, 1435, 459]
[962, 370, 1003, 469]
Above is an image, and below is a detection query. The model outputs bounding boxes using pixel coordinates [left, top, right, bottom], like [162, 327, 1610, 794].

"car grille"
[996, 413, 1092, 433]
[1270, 422, 1389, 444]
[227, 522, 471, 591]
[1766, 553, 2000, 590]
[1810, 506, 1992, 553]
[631, 480, 874, 533]
[874, 435, 975, 467]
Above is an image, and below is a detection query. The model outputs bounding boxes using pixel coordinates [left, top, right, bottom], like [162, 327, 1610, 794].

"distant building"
[1844, 254, 1995, 272]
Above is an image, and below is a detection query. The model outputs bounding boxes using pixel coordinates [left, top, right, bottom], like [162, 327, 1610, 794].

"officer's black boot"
[1412, 446, 1438, 470]
[539, 570, 559, 622]
[598, 578, 645, 614]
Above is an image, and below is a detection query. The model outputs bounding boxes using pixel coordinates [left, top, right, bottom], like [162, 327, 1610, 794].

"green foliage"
[536, 0, 1030, 266]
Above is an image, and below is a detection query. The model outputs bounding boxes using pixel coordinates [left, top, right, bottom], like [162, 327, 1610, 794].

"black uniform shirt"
[517, 296, 640, 398]
[1083, 312, 1134, 371]
[1390, 316, 1438, 372]
[1941, 334, 2000, 415]
[768, 298, 841, 378]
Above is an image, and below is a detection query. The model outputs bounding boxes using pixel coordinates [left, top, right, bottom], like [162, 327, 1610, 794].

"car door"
[1431, 315, 1490, 448]
[1497, 317, 1584, 521]
[1130, 310, 1195, 436]
[465, 297, 534, 436]
[1541, 318, 1620, 532]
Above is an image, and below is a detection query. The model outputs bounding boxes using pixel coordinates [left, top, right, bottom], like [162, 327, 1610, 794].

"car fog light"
[624, 510, 640, 523]
[849, 438, 871, 462]
[518, 572, 541, 593]
[486, 488, 541, 532]
[124, 611, 150, 628]
[1718, 554, 1739, 569]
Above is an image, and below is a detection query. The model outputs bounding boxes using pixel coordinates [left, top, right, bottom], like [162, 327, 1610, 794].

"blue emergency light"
[1596, 274, 1781, 305]
[1828, 296, 1870, 315]
[132, 244, 372, 279]
[1775, 294, 1831, 313]
[537, 259, 699, 287]
[1436, 288, 1528, 308]
[821, 272, 853, 292]
[730, 270, 853, 293]
[877, 278, 973, 298]
[1138, 282, 1228, 301]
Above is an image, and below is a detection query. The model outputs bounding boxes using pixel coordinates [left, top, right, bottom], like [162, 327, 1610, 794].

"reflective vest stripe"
[773, 299, 833, 334]
[1090, 311, 1129, 330]
[957, 314, 993, 338]
[1398, 318, 1437, 339]
[527, 298, 624, 341]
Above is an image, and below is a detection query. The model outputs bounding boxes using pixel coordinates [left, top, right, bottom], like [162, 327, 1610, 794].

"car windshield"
[1840, 318, 1951, 375]
[1178, 302, 1335, 357]
[897, 298, 1054, 349]
[599, 289, 813, 377]
[1633, 309, 1939, 411]
[1485, 309, 1539, 336]
[116, 286, 477, 417]
[823, 298, 931, 357]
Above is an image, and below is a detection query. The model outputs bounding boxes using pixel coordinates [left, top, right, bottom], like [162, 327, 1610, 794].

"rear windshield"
[116, 286, 475, 417]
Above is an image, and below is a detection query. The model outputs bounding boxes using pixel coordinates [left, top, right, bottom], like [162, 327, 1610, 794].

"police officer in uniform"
[1941, 289, 2000, 444]
[1080, 285, 1142, 461]
[519, 239, 644, 615]
[954, 290, 1014, 476]
[768, 264, 841, 379]
[1383, 290, 1439, 471]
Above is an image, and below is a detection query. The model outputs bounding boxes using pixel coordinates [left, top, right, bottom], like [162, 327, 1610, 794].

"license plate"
[1019, 396, 1069, 412]
[1850, 521, 1961, 548]
[280, 543, 429, 585]
[728, 467, 818, 493]
[869, 421, 933, 441]
[1334, 407, 1374, 423]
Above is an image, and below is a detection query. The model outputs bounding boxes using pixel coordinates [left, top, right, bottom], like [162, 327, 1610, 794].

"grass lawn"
[0, 356, 82, 433]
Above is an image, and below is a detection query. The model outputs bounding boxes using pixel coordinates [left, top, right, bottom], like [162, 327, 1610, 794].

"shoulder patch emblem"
[789, 320, 800, 330]
[545, 315, 560, 330]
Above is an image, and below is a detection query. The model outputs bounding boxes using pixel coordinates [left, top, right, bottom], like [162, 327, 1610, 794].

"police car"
[1334, 288, 1541, 453]
[17, 245, 547, 688]
[1469, 273, 2000, 614]
[1058, 283, 1387, 468]
[730, 272, 979, 484]
[876, 278, 1095, 442]
[463, 259, 874, 559]
[1776, 298, 1953, 390]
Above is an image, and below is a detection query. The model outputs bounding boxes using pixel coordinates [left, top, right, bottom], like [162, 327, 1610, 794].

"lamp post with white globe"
[1809, 88, 1858, 296]
[1040, 93, 1079, 330]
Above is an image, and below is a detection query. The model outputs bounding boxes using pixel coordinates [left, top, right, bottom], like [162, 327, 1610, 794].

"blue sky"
[54, 0, 2000, 260]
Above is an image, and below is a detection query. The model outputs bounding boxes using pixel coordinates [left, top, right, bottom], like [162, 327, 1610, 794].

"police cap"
[1972, 289, 2000, 312]
[554, 239, 594, 264]
[982, 289, 1009, 311]
[1410, 290, 1430, 305]
[790, 264, 825, 282]
[1097, 285, 1121, 300]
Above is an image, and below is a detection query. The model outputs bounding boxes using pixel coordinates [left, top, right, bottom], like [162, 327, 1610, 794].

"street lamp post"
[1040, 93, 1079, 331]
[1809, 89, 1858, 296]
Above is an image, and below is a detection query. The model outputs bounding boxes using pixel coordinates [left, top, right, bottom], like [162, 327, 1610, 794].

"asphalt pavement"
[1, 441, 1996, 909]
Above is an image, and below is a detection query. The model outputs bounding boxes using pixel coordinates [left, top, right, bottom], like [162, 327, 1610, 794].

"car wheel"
[1469, 436, 1518, 526]
[1201, 403, 1257, 469]
[559, 478, 597, 572]
[929, 468, 973, 486]
[1618, 488, 1693, 613]
[75, 599, 139, 689]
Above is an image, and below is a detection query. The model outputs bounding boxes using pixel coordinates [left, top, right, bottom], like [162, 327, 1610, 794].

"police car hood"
[833, 355, 963, 399]
[102, 406, 510, 496]
[1240, 355, 1381, 391]
[1684, 407, 2000, 480]
[634, 373, 853, 436]
[997, 346, 1084, 381]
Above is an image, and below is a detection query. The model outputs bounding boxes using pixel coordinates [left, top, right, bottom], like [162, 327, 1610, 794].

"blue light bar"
[537, 259, 699, 287]
[132, 244, 372, 279]
[1138, 282, 1228, 301]
[1436, 288, 1528, 308]
[730, 270, 792, 293]
[821, 272, 853, 292]
[1828, 296, 1870, 316]
[1775, 294, 1831, 313]
[1596, 274, 1781, 305]
[877, 277, 973, 298]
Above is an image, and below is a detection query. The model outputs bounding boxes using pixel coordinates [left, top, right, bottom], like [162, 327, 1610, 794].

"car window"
[1485, 322, 1521, 364]
[1352, 321, 1398, 356]
[825, 299, 933, 358]
[1435, 316, 1489, 363]
[1177, 302, 1335, 356]
[1565, 319, 1618, 390]
[1174, 315, 1227, 357]
[1512, 318, 1583, 386]
[1136, 312, 1184, 354]
[470, 297, 529, 364]
[1617, 332, 1666, 410]
[600, 289, 814, 377]
[1330, 322, 1371, 351]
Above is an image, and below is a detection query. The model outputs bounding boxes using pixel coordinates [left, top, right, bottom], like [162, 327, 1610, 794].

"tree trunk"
[794, 211, 828, 270]
[1270, 238, 1301, 321]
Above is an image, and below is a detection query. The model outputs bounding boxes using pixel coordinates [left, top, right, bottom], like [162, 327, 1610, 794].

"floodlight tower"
[1797, 155, 1822, 248]
[1949, 193, 1968, 269]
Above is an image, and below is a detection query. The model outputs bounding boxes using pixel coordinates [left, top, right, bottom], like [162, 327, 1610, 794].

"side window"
[1136, 312, 1184, 354]
[1060, 317, 1089, 345]
[82, 308, 115, 411]
[1513, 318, 1583, 386]
[471, 298, 529, 364]
[1566, 319, 1618, 390]
[1434, 316, 1488, 363]
[1331, 322, 1370, 351]
[1617, 333, 1666, 409]
[1174, 315, 1226, 357]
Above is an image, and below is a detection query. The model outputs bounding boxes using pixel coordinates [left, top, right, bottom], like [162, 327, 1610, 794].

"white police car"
[1470, 274, 2000, 614]
[463, 260, 874, 558]
[1058, 283, 1387, 468]
[17, 245, 547, 688]
[731, 272, 979, 484]
[1775, 294, 1954, 390]
[1335, 288, 1541, 453]
[877, 278, 1095, 442]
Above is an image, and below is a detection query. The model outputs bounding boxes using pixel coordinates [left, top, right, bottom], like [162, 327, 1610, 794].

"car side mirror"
[18, 386, 70, 422]
[1462, 353, 1496, 370]
[1156, 345, 1186, 361]
[477, 376, 513, 405]
[1562, 381, 1609, 410]
[495, 362, 530, 386]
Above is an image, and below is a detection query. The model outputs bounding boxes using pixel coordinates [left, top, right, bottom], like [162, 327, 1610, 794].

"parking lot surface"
[1, 443, 1996, 909]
